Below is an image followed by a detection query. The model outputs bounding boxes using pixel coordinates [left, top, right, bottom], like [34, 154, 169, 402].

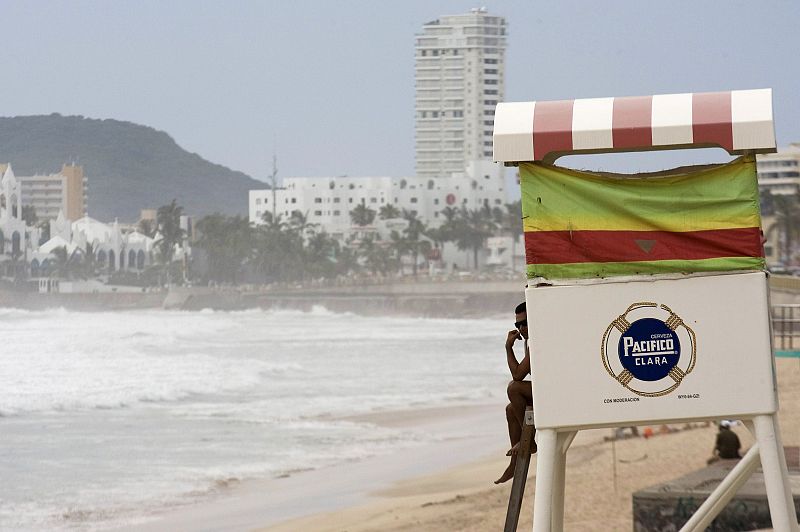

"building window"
[484, 110, 494, 116]
[484, 100, 497, 106]
[314, 197, 322, 203]
[421, 50, 426, 56]
[432, 111, 439, 118]
[484, 120, 493, 126]
[314, 210, 322, 216]
[485, 89, 497, 95]
[370, 197, 377, 203]
[485, 58, 498, 64]
[484, 151, 493, 157]
[291, 198, 297, 203]
[485, 69, 497, 74]
[349, 198, 353, 203]
[434, 198, 440, 205]
[333, 197, 340, 203]
[484, 141, 493, 147]
[485, 79, 498, 85]
[495, 199, 502, 204]
[256, 198, 262, 205]
[334, 210, 340, 216]
[454, 110, 463, 117]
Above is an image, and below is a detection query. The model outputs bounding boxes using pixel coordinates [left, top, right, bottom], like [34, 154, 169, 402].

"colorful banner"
[521, 155, 765, 280]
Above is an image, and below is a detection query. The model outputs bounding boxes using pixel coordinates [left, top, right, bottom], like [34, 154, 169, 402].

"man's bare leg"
[495, 381, 534, 484]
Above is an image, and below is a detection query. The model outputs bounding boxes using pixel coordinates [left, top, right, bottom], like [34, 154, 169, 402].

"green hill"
[0, 114, 265, 221]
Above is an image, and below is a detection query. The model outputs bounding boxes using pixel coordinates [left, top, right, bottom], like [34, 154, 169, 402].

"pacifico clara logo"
[601, 302, 696, 397]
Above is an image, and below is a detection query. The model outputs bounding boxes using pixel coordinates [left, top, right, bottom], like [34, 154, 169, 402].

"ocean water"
[0, 306, 511, 530]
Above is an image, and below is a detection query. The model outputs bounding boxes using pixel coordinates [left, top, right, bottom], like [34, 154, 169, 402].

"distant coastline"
[0, 278, 526, 316]
[3, 275, 797, 316]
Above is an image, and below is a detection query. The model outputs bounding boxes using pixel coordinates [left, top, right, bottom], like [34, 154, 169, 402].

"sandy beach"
[260, 358, 800, 532]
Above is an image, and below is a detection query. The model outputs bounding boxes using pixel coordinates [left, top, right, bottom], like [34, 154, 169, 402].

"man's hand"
[506, 329, 521, 349]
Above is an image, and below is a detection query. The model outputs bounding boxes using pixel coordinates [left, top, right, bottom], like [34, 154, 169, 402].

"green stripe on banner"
[526, 257, 766, 280]
[775, 351, 800, 358]
[520, 155, 761, 233]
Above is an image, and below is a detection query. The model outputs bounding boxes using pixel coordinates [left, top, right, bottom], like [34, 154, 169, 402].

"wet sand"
[262, 358, 800, 531]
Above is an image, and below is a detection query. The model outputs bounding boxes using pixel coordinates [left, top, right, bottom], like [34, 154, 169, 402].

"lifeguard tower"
[493, 89, 799, 531]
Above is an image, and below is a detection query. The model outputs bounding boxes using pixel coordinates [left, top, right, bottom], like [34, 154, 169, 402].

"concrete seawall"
[2, 275, 798, 314]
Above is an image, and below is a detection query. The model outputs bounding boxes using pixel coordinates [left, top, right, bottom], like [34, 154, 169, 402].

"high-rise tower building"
[20, 164, 87, 221]
[414, 8, 507, 178]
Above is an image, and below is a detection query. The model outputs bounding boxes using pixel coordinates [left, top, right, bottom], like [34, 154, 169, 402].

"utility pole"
[269, 152, 278, 222]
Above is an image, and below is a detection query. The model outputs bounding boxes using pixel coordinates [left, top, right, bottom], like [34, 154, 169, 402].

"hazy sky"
[1, 1, 798, 182]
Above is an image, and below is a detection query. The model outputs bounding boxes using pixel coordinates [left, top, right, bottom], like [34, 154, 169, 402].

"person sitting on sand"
[707, 420, 741, 464]
[495, 302, 535, 484]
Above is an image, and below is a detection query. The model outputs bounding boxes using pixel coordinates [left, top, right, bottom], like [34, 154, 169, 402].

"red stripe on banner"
[532, 99, 573, 160]
[612, 95, 653, 149]
[524, 227, 763, 265]
[693, 92, 733, 151]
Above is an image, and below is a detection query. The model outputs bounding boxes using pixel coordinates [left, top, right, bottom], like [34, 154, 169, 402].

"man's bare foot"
[494, 456, 516, 484]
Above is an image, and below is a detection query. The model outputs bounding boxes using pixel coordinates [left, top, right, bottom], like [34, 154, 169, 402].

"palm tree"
[358, 234, 394, 276]
[289, 210, 318, 239]
[494, 200, 523, 271]
[195, 214, 254, 283]
[453, 206, 495, 270]
[400, 210, 429, 276]
[80, 241, 98, 279]
[138, 218, 156, 237]
[378, 203, 401, 220]
[334, 243, 361, 277]
[305, 231, 339, 279]
[350, 203, 377, 227]
[50, 246, 78, 280]
[154, 200, 187, 281]
[254, 211, 304, 283]
[767, 192, 800, 265]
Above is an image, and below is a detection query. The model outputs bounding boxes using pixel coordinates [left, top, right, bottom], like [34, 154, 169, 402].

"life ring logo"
[601, 302, 696, 397]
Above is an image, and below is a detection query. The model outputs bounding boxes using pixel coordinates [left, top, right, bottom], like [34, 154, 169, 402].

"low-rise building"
[757, 144, 800, 195]
[249, 161, 507, 240]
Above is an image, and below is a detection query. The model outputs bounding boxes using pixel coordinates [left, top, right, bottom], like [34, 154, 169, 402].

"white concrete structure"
[248, 160, 506, 240]
[30, 215, 158, 277]
[415, 8, 507, 178]
[0, 164, 29, 260]
[757, 143, 800, 195]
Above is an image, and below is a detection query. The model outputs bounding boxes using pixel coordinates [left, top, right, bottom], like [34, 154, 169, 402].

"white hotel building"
[248, 161, 506, 241]
[248, 10, 514, 268]
[415, 8, 507, 179]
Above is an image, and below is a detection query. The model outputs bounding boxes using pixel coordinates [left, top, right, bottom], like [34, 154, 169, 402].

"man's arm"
[506, 330, 531, 381]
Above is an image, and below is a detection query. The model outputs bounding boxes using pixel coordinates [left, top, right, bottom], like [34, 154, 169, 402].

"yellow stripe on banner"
[521, 156, 761, 233]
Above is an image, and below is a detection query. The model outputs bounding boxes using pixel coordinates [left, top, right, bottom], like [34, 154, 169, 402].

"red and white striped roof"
[493, 89, 776, 164]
